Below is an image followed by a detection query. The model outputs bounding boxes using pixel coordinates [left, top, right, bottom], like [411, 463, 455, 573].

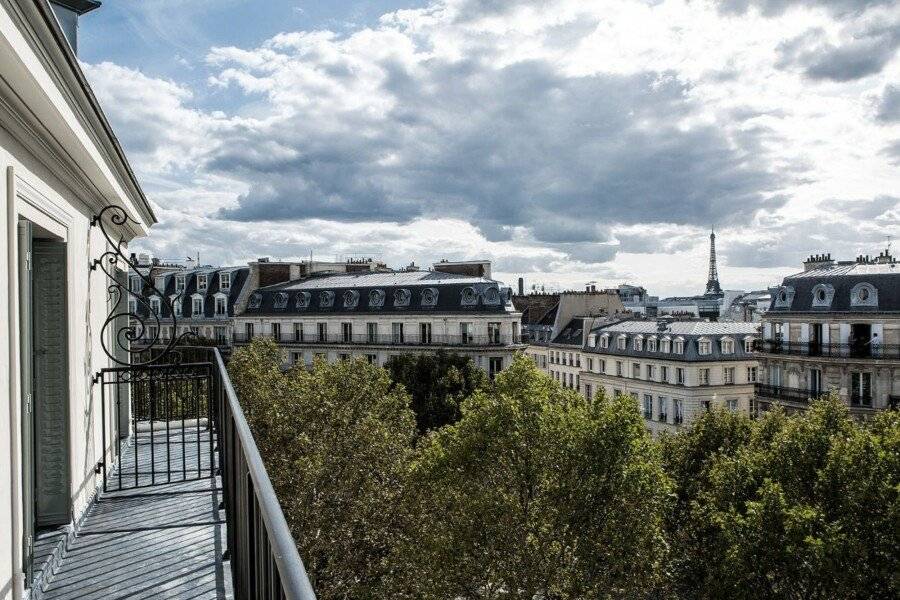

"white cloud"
[84, 0, 900, 297]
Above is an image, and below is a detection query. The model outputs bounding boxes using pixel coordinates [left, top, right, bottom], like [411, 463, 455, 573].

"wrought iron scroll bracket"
[89, 205, 196, 366]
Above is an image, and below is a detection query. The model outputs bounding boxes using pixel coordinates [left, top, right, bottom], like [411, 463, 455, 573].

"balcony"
[232, 332, 523, 347]
[753, 339, 900, 360]
[35, 348, 315, 600]
[755, 383, 822, 405]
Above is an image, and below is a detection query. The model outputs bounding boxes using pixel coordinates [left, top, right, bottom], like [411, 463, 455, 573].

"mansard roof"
[244, 270, 515, 316]
[769, 261, 900, 313]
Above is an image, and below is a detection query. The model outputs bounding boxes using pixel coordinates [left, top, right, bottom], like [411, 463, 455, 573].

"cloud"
[776, 18, 900, 82]
[875, 84, 900, 122]
[719, 0, 894, 18]
[83, 0, 900, 296]
[210, 35, 789, 246]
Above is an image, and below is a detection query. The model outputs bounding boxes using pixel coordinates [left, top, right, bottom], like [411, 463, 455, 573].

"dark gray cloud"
[826, 195, 899, 220]
[881, 140, 900, 165]
[876, 85, 900, 122]
[776, 22, 900, 82]
[215, 55, 790, 248]
[719, 0, 894, 17]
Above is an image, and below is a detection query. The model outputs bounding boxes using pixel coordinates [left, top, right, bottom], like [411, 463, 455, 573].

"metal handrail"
[231, 332, 522, 346]
[754, 339, 900, 359]
[211, 348, 317, 600]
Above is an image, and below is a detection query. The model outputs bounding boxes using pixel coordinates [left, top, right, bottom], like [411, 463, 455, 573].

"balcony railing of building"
[754, 339, 900, 360]
[755, 383, 873, 408]
[231, 332, 523, 347]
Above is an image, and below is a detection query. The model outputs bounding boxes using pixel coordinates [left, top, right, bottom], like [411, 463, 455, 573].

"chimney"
[803, 253, 834, 271]
[518, 277, 524, 296]
[49, 1, 101, 55]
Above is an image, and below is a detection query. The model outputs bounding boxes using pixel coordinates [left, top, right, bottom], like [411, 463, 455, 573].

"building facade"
[0, 2, 155, 597]
[581, 321, 760, 435]
[754, 251, 900, 415]
[234, 265, 524, 377]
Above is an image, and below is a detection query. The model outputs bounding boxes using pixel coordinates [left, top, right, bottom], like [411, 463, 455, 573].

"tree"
[385, 350, 488, 435]
[661, 394, 900, 599]
[228, 339, 417, 600]
[389, 355, 670, 599]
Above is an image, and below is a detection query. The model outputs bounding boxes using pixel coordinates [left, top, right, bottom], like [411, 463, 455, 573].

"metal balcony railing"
[232, 332, 522, 347]
[755, 383, 822, 404]
[212, 348, 317, 599]
[753, 339, 900, 359]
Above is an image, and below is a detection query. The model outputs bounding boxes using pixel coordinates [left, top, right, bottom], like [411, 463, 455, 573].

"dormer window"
[647, 337, 657, 352]
[192, 296, 204, 316]
[774, 285, 795, 309]
[128, 299, 137, 314]
[150, 296, 161, 315]
[588, 334, 597, 347]
[850, 283, 878, 308]
[617, 335, 627, 350]
[633, 336, 643, 351]
[197, 274, 208, 292]
[130, 276, 141, 293]
[600, 334, 609, 349]
[273, 292, 289, 309]
[698, 338, 712, 355]
[171, 296, 182, 317]
[720, 337, 734, 354]
[674, 338, 685, 354]
[661, 337, 671, 353]
[175, 274, 186, 293]
[811, 283, 834, 308]
[743, 336, 754, 353]
[220, 272, 231, 292]
[215, 295, 227, 316]
[248, 293, 262, 309]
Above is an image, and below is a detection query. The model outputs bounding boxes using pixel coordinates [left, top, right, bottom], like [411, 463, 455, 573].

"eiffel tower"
[705, 227, 722, 295]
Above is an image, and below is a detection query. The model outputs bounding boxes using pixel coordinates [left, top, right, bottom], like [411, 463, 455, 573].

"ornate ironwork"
[91, 205, 195, 366]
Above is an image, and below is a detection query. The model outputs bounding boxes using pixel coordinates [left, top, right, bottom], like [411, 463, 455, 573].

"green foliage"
[229, 345, 900, 600]
[384, 350, 488, 435]
[389, 355, 670, 599]
[661, 392, 900, 599]
[229, 339, 417, 600]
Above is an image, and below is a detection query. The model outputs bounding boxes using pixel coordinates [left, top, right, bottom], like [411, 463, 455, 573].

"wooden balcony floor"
[39, 429, 233, 599]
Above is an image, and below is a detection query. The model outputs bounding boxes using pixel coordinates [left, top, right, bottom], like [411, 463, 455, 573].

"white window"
[393, 322, 405, 344]
[673, 399, 683, 424]
[599, 359, 606, 374]
[128, 299, 137, 314]
[617, 335, 627, 350]
[367, 322, 378, 343]
[419, 322, 432, 344]
[342, 322, 353, 343]
[698, 339, 712, 355]
[197, 273, 208, 292]
[634, 336, 643, 351]
[660, 365, 669, 383]
[674, 338, 684, 354]
[676, 367, 685, 385]
[616, 361, 623, 376]
[488, 322, 501, 343]
[318, 322, 328, 342]
[646, 364, 655, 380]
[647, 337, 657, 352]
[699, 368, 710, 386]
[720, 338, 734, 354]
[747, 366, 757, 383]
[214, 326, 227, 343]
[220, 272, 231, 292]
[726, 399, 738, 412]
[366, 354, 378, 365]
[600, 335, 609, 349]
[175, 274, 185, 293]
[294, 322, 303, 342]
[215, 296, 227, 316]
[632, 363, 641, 378]
[460, 322, 473, 344]
[192, 297, 203, 316]
[291, 352, 303, 364]
[171, 296, 182, 317]
[724, 367, 735, 384]
[150, 296, 161, 315]
[661, 338, 671, 353]
[744, 337, 754, 353]
[271, 322, 281, 340]
[130, 276, 142, 293]
[658, 397, 668, 422]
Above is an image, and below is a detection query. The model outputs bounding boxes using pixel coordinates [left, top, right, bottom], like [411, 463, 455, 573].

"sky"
[78, 0, 900, 297]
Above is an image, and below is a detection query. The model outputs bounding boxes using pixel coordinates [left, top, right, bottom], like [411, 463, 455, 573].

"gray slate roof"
[586, 320, 760, 362]
[770, 261, 900, 313]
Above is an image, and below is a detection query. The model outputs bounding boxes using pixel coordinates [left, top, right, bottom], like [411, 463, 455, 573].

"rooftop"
[264, 269, 499, 291]
[594, 321, 760, 336]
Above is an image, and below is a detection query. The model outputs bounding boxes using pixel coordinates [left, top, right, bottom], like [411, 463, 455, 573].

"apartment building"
[234, 262, 524, 377]
[0, 1, 157, 595]
[754, 251, 900, 414]
[581, 320, 760, 435]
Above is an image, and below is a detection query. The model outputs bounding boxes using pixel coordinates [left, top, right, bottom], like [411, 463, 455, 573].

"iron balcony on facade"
[753, 339, 900, 360]
[232, 332, 523, 347]
[754, 383, 820, 405]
